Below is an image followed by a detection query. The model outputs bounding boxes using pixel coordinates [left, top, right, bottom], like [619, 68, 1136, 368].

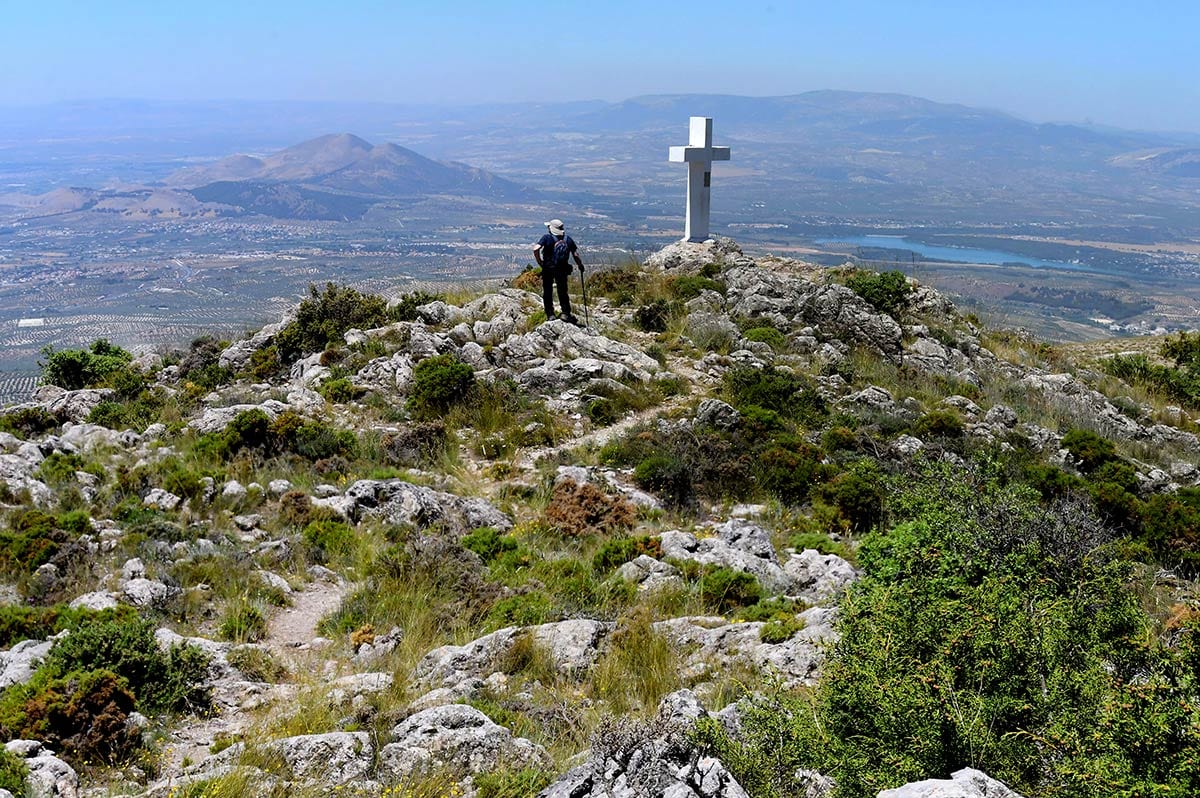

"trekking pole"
[579, 266, 590, 330]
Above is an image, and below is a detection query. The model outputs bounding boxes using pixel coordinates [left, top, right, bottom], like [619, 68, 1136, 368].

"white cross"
[668, 116, 731, 243]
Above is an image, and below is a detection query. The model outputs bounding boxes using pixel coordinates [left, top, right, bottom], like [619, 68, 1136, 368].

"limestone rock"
[655, 606, 838, 688]
[659, 520, 791, 594]
[266, 732, 372, 784]
[378, 704, 549, 782]
[218, 314, 293, 371]
[4, 740, 80, 798]
[783, 549, 858, 604]
[415, 619, 611, 690]
[0, 639, 53, 689]
[695, 399, 741, 430]
[645, 237, 749, 272]
[877, 768, 1025, 798]
[340, 478, 512, 532]
[616, 555, 684, 592]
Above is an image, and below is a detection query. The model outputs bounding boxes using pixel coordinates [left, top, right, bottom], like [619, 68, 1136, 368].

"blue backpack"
[552, 236, 573, 272]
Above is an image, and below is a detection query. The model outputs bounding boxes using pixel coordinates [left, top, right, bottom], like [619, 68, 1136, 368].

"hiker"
[534, 218, 584, 324]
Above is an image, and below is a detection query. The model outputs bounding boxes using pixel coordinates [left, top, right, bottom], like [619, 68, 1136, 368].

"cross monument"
[669, 116, 731, 242]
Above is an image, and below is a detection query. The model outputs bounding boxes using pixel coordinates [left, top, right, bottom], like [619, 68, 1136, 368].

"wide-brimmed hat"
[545, 219, 565, 236]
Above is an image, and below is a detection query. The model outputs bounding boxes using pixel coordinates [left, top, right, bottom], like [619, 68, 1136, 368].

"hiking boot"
[562, 314, 581, 326]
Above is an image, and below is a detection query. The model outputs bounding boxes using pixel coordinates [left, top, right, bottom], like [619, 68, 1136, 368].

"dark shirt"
[537, 233, 577, 269]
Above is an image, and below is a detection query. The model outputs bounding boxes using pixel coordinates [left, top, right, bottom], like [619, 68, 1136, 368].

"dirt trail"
[264, 578, 347, 656]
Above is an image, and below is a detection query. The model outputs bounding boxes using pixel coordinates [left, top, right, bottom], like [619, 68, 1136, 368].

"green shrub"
[633, 300, 673, 332]
[757, 437, 828, 504]
[0, 747, 26, 794]
[0, 406, 59, 439]
[844, 269, 912, 317]
[301, 520, 356, 563]
[815, 461, 885, 533]
[218, 604, 267, 643]
[409, 354, 475, 417]
[46, 610, 210, 714]
[474, 768, 554, 798]
[633, 454, 693, 506]
[759, 615, 805, 644]
[390, 290, 442, 322]
[1061, 428, 1121, 473]
[725, 366, 825, 422]
[226, 646, 285, 682]
[318, 376, 363, 403]
[291, 421, 358, 460]
[0, 604, 90, 649]
[273, 283, 391, 365]
[742, 326, 787, 351]
[462, 527, 519, 564]
[588, 267, 642, 305]
[0, 509, 67, 576]
[669, 275, 725, 299]
[0, 668, 138, 764]
[788, 531, 851, 559]
[912, 409, 964, 439]
[40, 339, 133, 390]
[698, 567, 763, 614]
[592, 535, 663, 573]
[486, 591, 555, 629]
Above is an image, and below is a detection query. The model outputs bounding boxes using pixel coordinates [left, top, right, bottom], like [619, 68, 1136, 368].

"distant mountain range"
[2, 92, 1199, 231]
[0, 133, 530, 221]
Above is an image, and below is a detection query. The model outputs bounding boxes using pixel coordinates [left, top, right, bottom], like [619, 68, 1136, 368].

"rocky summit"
[1, 237, 1199, 797]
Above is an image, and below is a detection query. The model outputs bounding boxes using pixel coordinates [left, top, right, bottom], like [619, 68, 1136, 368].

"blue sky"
[3, 0, 1198, 132]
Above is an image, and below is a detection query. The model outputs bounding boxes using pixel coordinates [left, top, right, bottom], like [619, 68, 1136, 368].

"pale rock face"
[4, 740, 80, 798]
[265, 732, 373, 784]
[877, 768, 1025, 798]
[616, 555, 685, 592]
[142, 488, 182, 510]
[378, 704, 549, 782]
[68, 590, 119, 611]
[121, 577, 178, 610]
[415, 619, 612, 691]
[654, 606, 838, 689]
[783, 549, 858, 604]
[645, 237, 750, 272]
[353, 352, 414, 394]
[187, 401, 288, 435]
[218, 313, 294, 371]
[339, 478, 512, 531]
[538, 690, 751, 798]
[659, 519, 792, 595]
[0, 639, 54, 689]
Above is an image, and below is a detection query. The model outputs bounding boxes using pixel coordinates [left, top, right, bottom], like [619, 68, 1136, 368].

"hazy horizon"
[4, 0, 1198, 134]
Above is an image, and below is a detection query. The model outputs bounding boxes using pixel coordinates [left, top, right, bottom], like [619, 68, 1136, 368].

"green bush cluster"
[1102, 332, 1200, 410]
[409, 354, 476, 418]
[844, 269, 912, 317]
[696, 459, 1200, 798]
[0, 747, 27, 794]
[40, 339, 133, 390]
[0, 603, 91, 648]
[724, 366, 827, 423]
[198, 409, 357, 463]
[0, 508, 73, 576]
[633, 299, 674, 332]
[592, 534, 662, 573]
[301, 520, 357, 564]
[0, 406, 60, 439]
[390, 290, 442, 322]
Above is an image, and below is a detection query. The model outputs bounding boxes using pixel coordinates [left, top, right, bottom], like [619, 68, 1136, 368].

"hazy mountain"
[169, 133, 531, 206]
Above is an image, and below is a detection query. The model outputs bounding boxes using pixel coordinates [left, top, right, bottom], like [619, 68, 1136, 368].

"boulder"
[877, 768, 1025, 798]
[695, 399, 741, 430]
[538, 690, 750, 798]
[415, 619, 611, 690]
[783, 549, 858, 604]
[4, 740, 80, 798]
[218, 314, 293, 371]
[655, 607, 838, 688]
[377, 704, 549, 782]
[0, 639, 53, 689]
[339, 478, 512, 532]
[265, 732, 372, 784]
[659, 520, 791, 594]
[645, 237, 751, 272]
[616, 555, 684, 592]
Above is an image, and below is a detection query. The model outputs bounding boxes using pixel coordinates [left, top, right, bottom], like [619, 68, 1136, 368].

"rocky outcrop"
[5, 740, 79, 798]
[660, 519, 792, 594]
[877, 768, 1025, 798]
[784, 549, 858, 604]
[334, 478, 512, 531]
[377, 704, 549, 782]
[538, 690, 749, 798]
[0, 639, 54, 689]
[645, 237, 754, 272]
[265, 732, 372, 784]
[414, 619, 611, 691]
[655, 606, 838, 688]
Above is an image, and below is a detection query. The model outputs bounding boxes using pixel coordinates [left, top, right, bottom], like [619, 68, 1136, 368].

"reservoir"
[817, 234, 1091, 272]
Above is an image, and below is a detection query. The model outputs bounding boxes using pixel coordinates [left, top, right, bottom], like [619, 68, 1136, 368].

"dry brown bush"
[542, 480, 636, 537]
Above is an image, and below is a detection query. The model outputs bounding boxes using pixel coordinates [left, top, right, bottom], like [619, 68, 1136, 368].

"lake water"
[817, 234, 1090, 272]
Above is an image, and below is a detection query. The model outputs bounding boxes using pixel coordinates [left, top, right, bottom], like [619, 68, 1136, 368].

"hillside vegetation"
[1, 239, 1199, 797]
